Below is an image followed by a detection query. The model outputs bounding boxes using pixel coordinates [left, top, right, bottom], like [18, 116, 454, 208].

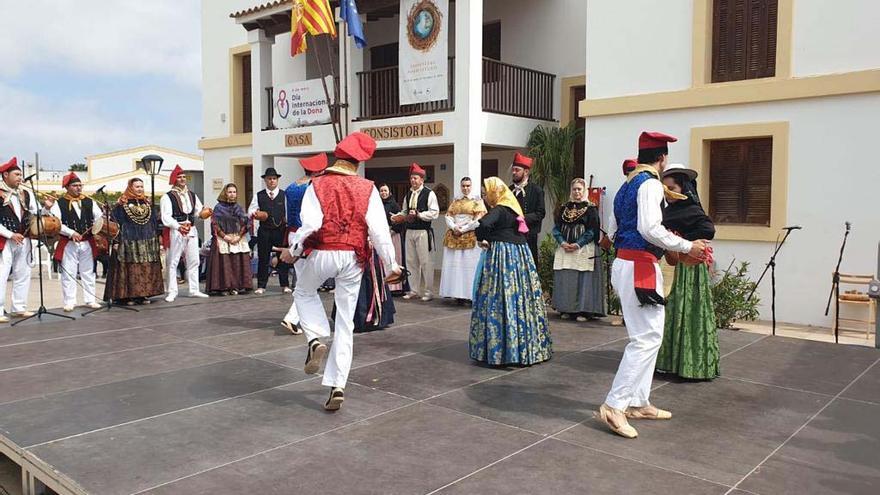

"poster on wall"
[398, 0, 449, 105]
[272, 77, 334, 129]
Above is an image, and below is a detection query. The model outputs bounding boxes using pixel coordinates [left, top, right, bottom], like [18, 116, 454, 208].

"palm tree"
[526, 123, 583, 214]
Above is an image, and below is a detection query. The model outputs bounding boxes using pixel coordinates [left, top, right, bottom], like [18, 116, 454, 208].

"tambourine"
[29, 215, 61, 237]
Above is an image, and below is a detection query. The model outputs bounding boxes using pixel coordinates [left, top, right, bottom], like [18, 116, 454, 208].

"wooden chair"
[833, 273, 877, 340]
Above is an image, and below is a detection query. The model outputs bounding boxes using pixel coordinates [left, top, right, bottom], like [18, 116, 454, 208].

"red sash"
[616, 248, 665, 306]
[53, 236, 99, 262]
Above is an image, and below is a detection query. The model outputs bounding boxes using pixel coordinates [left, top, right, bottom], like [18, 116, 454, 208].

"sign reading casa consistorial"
[360, 121, 444, 141]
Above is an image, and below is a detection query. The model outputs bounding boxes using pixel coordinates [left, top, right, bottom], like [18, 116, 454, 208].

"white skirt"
[439, 246, 483, 300]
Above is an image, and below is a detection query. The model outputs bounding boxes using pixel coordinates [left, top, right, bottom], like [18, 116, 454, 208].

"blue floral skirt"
[469, 241, 552, 366]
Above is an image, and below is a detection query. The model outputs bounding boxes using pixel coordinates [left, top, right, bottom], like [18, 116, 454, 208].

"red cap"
[622, 158, 638, 176]
[512, 152, 533, 169]
[0, 157, 19, 173]
[638, 131, 677, 150]
[168, 164, 184, 185]
[335, 132, 377, 162]
[299, 153, 328, 173]
[62, 172, 81, 188]
[409, 162, 426, 178]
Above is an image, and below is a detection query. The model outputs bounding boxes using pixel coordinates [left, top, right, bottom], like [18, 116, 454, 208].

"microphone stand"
[824, 223, 850, 344]
[82, 192, 139, 316]
[747, 227, 799, 336]
[11, 175, 75, 326]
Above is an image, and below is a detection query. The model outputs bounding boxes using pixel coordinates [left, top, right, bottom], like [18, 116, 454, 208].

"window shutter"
[744, 138, 773, 225]
[709, 140, 746, 223]
[712, 0, 776, 82]
[241, 54, 252, 134]
[709, 138, 773, 225]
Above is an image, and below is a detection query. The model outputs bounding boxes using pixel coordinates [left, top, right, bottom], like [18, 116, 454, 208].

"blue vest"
[285, 182, 309, 229]
[613, 171, 664, 257]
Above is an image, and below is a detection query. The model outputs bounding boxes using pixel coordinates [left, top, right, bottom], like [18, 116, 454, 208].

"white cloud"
[0, 82, 197, 169]
[0, 0, 202, 87]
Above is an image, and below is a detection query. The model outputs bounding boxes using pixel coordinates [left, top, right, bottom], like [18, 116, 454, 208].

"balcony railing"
[481, 58, 555, 121]
[356, 57, 555, 122]
[357, 57, 456, 121]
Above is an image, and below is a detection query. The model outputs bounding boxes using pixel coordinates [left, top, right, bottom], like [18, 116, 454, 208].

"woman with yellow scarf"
[469, 177, 552, 366]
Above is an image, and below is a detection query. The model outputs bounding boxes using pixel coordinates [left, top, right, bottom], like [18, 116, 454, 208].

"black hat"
[261, 167, 281, 179]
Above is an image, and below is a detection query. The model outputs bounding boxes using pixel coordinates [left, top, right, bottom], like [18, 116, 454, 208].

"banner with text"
[273, 78, 334, 129]
[399, 0, 448, 105]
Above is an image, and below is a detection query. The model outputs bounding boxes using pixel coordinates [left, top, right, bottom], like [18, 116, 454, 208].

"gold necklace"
[122, 201, 152, 225]
[561, 203, 589, 223]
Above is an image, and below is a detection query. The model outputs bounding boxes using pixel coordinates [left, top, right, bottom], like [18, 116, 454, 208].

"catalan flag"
[290, 0, 337, 56]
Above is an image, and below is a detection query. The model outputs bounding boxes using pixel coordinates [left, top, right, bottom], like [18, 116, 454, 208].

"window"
[709, 137, 772, 225]
[711, 0, 777, 82]
[481, 159, 498, 180]
[240, 54, 252, 133]
[571, 86, 586, 174]
[482, 22, 501, 60]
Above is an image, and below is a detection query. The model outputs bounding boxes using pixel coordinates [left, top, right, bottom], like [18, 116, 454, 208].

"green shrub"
[538, 234, 557, 297]
[712, 260, 760, 329]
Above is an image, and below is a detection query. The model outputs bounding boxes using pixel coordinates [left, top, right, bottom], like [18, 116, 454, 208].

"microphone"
[782, 225, 802, 231]
[23, 173, 37, 182]
[845, 221, 851, 232]
[95, 185, 107, 194]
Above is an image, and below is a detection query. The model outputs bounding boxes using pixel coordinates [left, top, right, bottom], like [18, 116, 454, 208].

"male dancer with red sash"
[597, 132, 708, 438]
[282, 132, 400, 410]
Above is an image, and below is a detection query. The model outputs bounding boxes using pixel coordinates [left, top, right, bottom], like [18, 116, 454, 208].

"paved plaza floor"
[0, 289, 878, 494]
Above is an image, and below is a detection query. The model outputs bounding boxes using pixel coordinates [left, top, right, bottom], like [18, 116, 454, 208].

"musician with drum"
[42, 172, 103, 312]
[0, 157, 38, 322]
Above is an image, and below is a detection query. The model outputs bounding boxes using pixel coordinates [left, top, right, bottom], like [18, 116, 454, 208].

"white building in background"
[581, 0, 880, 328]
[33, 145, 204, 196]
[199, 0, 588, 265]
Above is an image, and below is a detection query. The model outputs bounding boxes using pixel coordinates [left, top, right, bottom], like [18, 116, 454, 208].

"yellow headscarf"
[483, 177, 529, 234]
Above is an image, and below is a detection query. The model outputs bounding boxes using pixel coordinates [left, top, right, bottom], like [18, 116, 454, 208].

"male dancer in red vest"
[282, 132, 400, 410]
[44, 172, 103, 311]
[0, 157, 37, 322]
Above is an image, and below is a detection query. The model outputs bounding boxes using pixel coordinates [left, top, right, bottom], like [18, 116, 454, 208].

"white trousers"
[283, 258, 305, 324]
[294, 250, 364, 388]
[165, 230, 200, 298]
[605, 258, 665, 411]
[405, 229, 433, 297]
[60, 240, 97, 306]
[1, 239, 32, 316]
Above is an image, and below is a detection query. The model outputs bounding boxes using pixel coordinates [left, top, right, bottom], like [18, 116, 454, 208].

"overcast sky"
[0, 0, 202, 170]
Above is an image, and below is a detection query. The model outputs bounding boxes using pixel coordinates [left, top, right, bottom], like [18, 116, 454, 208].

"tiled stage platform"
[1, 292, 877, 494]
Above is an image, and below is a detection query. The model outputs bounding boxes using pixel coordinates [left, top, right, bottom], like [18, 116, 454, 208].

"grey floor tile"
[147, 311, 281, 339]
[0, 329, 181, 370]
[556, 378, 828, 486]
[739, 399, 880, 495]
[0, 358, 303, 447]
[30, 382, 412, 495]
[429, 353, 622, 435]
[144, 403, 540, 495]
[439, 437, 729, 494]
[0, 318, 134, 347]
[720, 336, 878, 395]
[0, 342, 236, 405]
[348, 343, 514, 400]
[583, 329, 766, 364]
[841, 359, 880, 404]
[196, 326, 307, 355]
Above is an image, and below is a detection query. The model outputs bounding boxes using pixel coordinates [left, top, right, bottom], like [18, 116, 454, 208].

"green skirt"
[656, 262, 720, 380]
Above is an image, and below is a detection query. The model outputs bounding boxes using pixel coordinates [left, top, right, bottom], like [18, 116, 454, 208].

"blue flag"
[340, 0, 367, 48]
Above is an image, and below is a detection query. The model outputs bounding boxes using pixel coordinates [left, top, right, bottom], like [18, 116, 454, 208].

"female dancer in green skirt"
[656, 164, 719, 380]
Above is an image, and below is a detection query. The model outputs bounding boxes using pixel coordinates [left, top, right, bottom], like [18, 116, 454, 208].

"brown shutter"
[744, 138, 773, 225]
[709, 138, 773, 225]
[241, 54, 252, 133]
[712, 0, 776, 82]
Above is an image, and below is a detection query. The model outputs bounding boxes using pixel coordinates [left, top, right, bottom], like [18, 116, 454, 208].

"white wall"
[793, 0, 880, 77]
[585, 0, 693, 99]
[583, 93, 880, 327]
[201, 0, 251, 139]
[88, 148, 202, 181]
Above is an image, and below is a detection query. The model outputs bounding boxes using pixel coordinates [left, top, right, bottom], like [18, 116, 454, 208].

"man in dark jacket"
[509, 152, 545, 267]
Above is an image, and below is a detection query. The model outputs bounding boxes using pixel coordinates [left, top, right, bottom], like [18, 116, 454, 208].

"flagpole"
[311, 41, 340, 143]
[342, 19, 350, 135]
[323, 33, 342, 140]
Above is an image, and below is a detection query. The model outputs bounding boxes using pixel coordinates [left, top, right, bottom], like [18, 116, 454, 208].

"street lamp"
[140, 154, 164, 213]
